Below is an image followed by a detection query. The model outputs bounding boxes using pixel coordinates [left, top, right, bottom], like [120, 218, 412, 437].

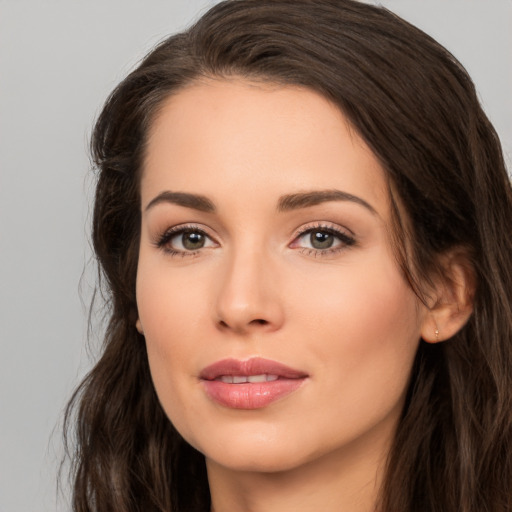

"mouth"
[214, 374, 279, 383]
[199, 357, 308, 410]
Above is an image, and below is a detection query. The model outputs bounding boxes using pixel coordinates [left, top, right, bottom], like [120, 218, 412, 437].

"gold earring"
[434, 328, 440, 342]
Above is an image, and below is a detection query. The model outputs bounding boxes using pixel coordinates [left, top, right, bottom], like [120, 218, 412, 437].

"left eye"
[294, 227, 354, 251]
[304, 230, 338, 249]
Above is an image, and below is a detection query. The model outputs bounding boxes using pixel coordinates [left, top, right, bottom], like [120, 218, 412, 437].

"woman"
[65, 1, 512, 511]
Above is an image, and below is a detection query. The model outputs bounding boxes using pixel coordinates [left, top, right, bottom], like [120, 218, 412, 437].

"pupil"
[182, 231, 205, 250]
[310, 231, 333, 249]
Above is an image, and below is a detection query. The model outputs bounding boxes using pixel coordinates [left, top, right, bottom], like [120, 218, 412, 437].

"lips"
[200, 357, 308, 409]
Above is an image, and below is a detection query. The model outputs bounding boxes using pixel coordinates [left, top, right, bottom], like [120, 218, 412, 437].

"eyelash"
[154, 223, 356, 258]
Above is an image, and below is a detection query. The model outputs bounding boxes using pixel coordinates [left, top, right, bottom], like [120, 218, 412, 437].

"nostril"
[216, 317, 270, 331]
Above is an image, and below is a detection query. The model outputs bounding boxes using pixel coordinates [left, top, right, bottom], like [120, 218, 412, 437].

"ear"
[421, 248, 475, 343]
[136, 318, 144, 335]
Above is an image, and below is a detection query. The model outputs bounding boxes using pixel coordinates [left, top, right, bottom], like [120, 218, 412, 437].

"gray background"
[0, 1, 510, 511]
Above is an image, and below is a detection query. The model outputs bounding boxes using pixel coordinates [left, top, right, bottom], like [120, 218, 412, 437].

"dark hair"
[65, 1, 512, 510]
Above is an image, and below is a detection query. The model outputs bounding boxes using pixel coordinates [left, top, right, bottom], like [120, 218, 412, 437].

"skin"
[136, 79, 434, 512]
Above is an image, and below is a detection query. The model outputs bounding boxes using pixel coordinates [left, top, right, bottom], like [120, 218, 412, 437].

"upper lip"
[199, 357, 308, 380]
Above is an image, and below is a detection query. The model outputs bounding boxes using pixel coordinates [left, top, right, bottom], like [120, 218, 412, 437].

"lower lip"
[201, 378, 306, 409]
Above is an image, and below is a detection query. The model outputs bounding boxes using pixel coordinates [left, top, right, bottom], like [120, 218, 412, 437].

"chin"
[204, 445, 310, 474]
[189, 426, 321, 474]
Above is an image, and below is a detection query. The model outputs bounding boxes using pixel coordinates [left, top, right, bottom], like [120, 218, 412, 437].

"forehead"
[141, 78, 389, 216]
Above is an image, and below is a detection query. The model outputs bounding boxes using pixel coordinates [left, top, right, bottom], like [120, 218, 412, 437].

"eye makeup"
[151, 220, 356, 259]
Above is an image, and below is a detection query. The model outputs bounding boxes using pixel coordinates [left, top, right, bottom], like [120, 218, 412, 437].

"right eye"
[156, 226, 217, 256]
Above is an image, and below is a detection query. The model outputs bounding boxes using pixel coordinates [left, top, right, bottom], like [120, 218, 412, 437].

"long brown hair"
[65, 1, 512, 510]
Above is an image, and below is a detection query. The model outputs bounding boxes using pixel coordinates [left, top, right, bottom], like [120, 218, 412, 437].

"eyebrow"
[145, 191, 215, 213]
[277, 189, 377, 214]
[144, 188, 377, 215]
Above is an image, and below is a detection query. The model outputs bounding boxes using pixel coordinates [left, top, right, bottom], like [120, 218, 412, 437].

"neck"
[207, 434, 388, 512]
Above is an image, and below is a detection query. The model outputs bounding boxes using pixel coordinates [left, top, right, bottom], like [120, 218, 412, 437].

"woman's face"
[136, 79, 429, 474]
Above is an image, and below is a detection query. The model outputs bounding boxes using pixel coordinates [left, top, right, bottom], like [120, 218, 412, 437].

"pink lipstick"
[200, 357, 308, 409]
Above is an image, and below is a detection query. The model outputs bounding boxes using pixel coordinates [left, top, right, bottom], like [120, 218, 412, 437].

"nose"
[214, 247, 285, 335]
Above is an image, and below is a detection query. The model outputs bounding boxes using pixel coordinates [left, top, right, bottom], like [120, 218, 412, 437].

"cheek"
[137, 256, 210, 347]
[138, 277, 186, 359]
[136, 258, 214, 442]
[298, 258, 422, 423]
